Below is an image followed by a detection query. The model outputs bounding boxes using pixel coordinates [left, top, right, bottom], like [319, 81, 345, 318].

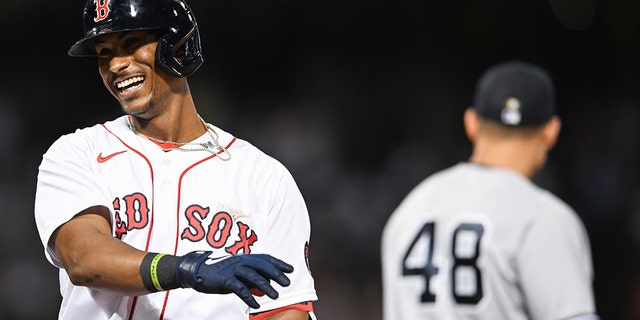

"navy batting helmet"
[68, 0, 204, 77]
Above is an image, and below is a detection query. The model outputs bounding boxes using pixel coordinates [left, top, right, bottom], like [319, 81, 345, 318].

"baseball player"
[34, 0, 317, 319]
[381, 61, 599, 320]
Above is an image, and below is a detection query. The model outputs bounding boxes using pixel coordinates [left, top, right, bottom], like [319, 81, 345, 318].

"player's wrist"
[139, 252, 180, 293]
[174, 250, 218, 290]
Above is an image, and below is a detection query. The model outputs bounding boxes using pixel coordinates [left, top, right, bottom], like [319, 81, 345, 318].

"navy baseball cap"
[472, 61, 556, 126]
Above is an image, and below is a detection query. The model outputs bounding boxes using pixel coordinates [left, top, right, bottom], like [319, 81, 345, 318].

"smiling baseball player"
[34, 0, 317, 319]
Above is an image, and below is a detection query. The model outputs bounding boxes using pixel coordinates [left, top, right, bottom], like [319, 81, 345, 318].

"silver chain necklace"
[127, 115, 231, 161]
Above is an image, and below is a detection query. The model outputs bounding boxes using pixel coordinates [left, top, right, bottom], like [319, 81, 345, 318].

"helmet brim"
[68, 25, 166, 57]
[68, 36, 98, 57]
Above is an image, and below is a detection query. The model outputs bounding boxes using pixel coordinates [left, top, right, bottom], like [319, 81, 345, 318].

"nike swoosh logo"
[97, 150, 127, 163]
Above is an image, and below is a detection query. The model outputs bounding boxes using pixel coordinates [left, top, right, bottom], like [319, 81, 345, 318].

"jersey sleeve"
[251, 159, 318, 313]
[516, 201, 597, 320]
[34, 131, 112, 267]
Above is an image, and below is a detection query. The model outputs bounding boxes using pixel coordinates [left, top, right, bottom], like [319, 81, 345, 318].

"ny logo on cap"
[94, 0, 111, 22]
[501, 97, 522, 125]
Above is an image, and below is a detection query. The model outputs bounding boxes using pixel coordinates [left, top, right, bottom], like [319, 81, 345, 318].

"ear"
[541, 116, 561, 150]
[463, 108, 480, 143]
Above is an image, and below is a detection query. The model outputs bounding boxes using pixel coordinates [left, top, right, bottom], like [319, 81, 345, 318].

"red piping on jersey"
[249, 301, 314, 320]
[158, 136, 237, 319]
[104, 122, 237, 319]
[101, 124, 157, 320]
[172, 136, 238, 257]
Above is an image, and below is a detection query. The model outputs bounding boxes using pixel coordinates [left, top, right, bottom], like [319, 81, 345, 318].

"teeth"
[116, 76, 144, 90]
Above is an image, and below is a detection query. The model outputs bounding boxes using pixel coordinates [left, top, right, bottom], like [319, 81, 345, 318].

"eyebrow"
[94, 31, 134, 45]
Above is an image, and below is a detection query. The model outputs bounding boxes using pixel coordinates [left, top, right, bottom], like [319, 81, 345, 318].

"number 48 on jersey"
[402, 221, 486, 305]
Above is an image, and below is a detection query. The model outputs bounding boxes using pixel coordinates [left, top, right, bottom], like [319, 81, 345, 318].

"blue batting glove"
[175, 251, 294, 308]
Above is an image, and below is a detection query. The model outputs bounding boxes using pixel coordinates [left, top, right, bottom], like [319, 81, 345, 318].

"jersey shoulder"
[389, 162, 583, 227]
[389, 163, 471, 213]
[44, 116, 128, 159]
[218, 126, 292, 176]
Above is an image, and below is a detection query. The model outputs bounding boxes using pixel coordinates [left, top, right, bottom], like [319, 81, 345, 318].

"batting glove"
[175, 251, 293, 308]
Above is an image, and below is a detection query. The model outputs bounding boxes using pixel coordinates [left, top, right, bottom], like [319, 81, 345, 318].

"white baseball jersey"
[35, 115, 317, 320]
[382, 163, 598, 320]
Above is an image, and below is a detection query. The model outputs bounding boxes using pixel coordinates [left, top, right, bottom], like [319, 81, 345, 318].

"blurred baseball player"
[381, 61, 599, 320]
[34, 0, 317, 319]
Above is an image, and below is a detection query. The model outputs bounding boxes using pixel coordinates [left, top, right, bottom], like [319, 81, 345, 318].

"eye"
[123, 36, 145, 51]
[96, 47, 113, 59]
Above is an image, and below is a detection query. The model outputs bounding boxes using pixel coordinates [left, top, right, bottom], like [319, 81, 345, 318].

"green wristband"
[140, 253, 180, 293]
[150, 253, 167, 291]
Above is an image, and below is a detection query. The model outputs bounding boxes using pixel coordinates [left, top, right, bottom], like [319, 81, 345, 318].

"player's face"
[94, 31, 176, 117]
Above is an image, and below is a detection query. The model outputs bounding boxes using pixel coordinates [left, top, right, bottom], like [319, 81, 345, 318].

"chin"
[120, 100, 153, 117]
[120, 106, 147, 119]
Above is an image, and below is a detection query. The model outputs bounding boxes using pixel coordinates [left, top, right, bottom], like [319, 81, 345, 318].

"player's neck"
[130, 102, 206, 144]
[470, 139, 543, 178]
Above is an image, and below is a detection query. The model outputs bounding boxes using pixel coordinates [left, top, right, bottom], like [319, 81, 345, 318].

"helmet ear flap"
[157, 25, 204, 77]
[156, 1, 204, 78]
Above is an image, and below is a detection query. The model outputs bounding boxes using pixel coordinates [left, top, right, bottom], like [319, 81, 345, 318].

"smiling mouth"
[115, 76, 145, 93]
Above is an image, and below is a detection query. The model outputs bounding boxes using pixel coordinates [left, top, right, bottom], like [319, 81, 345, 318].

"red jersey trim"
[101, 123, 157, 320]
[103, 121, 239, 320]
[162, 136, 237, 319]
[249, 301, 314, 320]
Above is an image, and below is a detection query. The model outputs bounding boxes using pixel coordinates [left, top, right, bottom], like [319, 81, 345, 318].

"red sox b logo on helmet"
[94, 0, 110, 22]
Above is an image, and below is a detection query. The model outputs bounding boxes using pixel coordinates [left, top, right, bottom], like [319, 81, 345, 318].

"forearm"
[64, 237, 148, 294]
[52, 208, 150, 295]
[51, 207, 295, 309]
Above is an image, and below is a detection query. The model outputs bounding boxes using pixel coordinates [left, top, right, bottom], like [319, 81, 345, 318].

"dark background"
[2, 0, 640, 319]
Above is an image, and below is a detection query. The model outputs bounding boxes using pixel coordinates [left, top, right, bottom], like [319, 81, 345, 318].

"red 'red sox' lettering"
[112, 193, 150, 239]
[112, 197, 259, 252]
[225, 222, 258, 255]
[113, 197, 127, 239]
[181, 205, 258, 253]
[181, 205, 210, 241]
[123, 193, 150, 229]
[94, 0, 110, 22]
[206, 212, 233, 248]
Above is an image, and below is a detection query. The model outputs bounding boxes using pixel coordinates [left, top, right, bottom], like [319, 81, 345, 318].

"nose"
[109, 53, 131, 73]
